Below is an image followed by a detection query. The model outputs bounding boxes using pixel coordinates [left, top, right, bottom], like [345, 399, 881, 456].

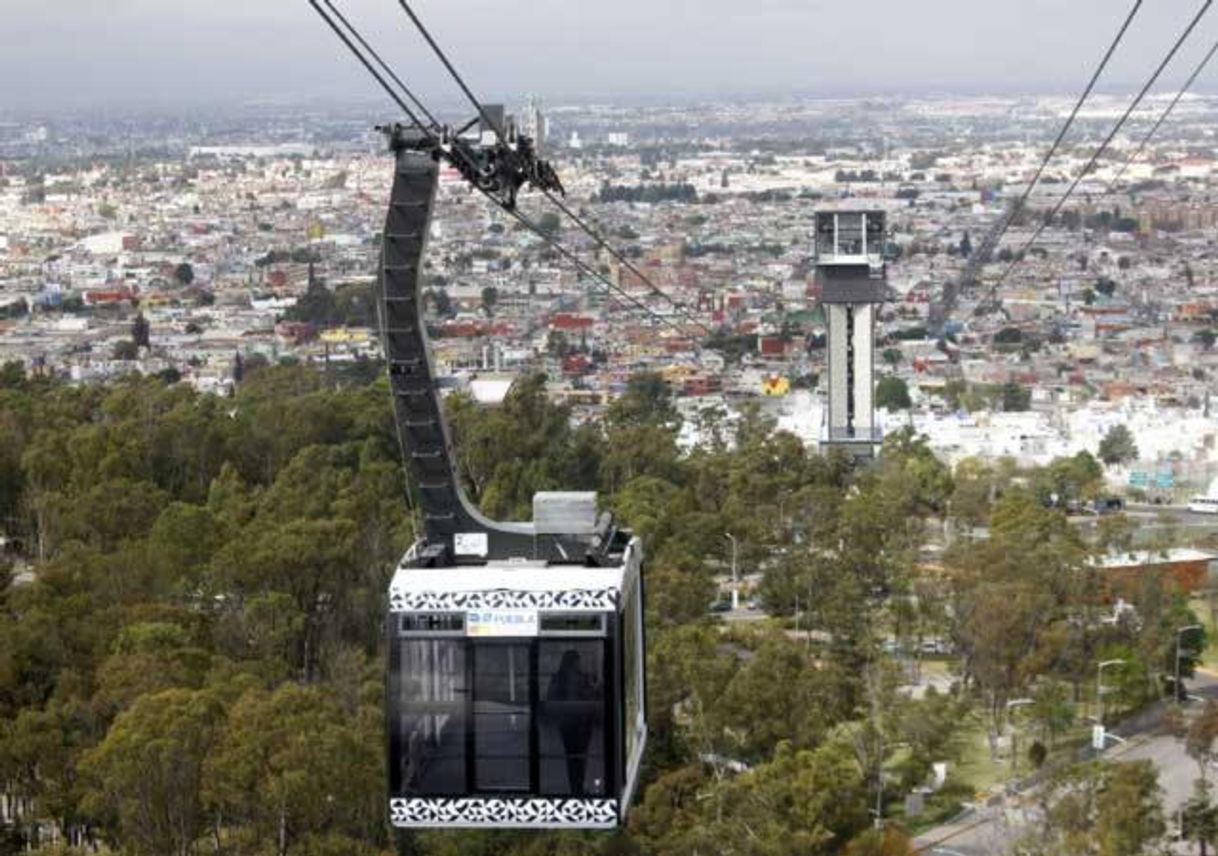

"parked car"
[1087, 497, 1125, 515]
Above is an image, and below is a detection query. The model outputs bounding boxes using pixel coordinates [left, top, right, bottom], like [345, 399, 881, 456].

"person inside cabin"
[546, 649, 597, 795]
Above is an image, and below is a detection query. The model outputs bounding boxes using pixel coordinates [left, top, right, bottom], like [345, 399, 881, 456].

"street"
[914, 670, 1218, 855]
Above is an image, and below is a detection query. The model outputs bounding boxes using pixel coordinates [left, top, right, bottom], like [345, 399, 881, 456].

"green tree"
[79, 688, 226, 856]
[131, 312, 150, 349]
[1183, 779, 1218, 856]
[608, 372, 678, 428]
[174, 262, 195, 287]
[537, 211, 562, 236]
[875, 376, 912, 411]
[1183, 700, 1218, 780]
[285, 277, 338, 326]
[949, 492, 1088, 755]
[1020, 761, 1165, 856]
[631, 738, 870, 856]
[1099, 424, 1139, 466]
[993, 327, 1023, 346]
[959, 230, 973, 258]
[91, 621, 212, 720]
[601, 373, 682, 492]
[948, 457, 996, 531]
[203, 683, 382, 856]
[1000, 381, 1031, 412]
[1028, 681, 1075, 748]
[481, 285, 499, 316]
[1095, 760, 1165, 856]
[1035, 451, 1105, 505]
[879, 428, 953, 514]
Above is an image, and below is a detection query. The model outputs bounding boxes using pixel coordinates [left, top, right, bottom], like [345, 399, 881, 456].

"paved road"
[914, 671, 1218, 855]
[1071, 504, 1218, 541]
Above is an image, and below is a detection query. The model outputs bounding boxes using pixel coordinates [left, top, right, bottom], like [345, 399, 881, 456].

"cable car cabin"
[368, 127, 646, 831]
[386, 531, 646, 830]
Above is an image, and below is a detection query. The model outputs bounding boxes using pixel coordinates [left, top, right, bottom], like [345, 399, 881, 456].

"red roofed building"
[758, 335, 790, 357]
[561, 354, 591, 376]
[550, 313, 594, 332]
[84, 285, 137, 305]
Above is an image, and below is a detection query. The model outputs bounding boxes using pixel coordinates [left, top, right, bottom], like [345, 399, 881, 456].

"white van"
[1188, 496, 1218, 514]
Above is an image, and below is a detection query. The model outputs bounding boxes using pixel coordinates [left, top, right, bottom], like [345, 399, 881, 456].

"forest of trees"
[597, 184, 698, 205]
[0, 364, 1202, 856]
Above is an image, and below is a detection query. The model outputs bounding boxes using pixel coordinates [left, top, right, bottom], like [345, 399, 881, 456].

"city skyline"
[6, 0, 1218, 110]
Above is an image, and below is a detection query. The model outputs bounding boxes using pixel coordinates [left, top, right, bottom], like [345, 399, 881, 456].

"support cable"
[310, 0, 705, 341]
[988, 0, 1213, 299]
[1001, 0, 1145, 231]
[392, 0, 506, 137]
[1107, 35, 1218, 191]
[540, 189, 711, 334]
[307, 0, 431, 133]
[318, 0, 442, 131]
[392, 0, 710, 335]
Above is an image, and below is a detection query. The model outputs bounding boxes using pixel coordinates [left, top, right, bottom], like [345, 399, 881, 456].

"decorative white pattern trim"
[389, 797, 619, 828]
[389, 587, 619, 613]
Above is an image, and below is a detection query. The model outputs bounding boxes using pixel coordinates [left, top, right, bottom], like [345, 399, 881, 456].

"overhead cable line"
[498, 202, 700, 329]
[989, 0, 1214, 298]
[392, 0, 711, 336]
[999, 0, 1145, 235]
[318, 0, 442, 131]
[307, 0, 431, 133]
[392, 0, 507, 138]
[539, 189, 711, 335]
[307, 0, 697, 338]
[1107, 35, 1218, 191]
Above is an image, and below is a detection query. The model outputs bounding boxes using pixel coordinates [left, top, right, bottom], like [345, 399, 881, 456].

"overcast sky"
[4, 0, 1218, 112]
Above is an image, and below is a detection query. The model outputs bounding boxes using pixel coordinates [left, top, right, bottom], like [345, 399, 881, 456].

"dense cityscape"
[8, 12, 1218, 856]
[8, 94, 1218, 476]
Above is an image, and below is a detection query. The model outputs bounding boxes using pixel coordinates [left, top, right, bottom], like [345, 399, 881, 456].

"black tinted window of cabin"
[538, 640, 607, 796]
[391, 638, 466, 795]
[390, 618, 617, 798]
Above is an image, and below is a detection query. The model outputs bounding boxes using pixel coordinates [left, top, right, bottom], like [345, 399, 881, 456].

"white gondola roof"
[388, 543, 640, 613]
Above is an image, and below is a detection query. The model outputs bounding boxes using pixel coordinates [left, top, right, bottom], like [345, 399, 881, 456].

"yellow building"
[320, 327, 373, 345]
[761, 375, 790, 396]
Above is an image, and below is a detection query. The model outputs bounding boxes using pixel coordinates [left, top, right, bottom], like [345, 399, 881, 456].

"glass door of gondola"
[470, 643, 533, 792]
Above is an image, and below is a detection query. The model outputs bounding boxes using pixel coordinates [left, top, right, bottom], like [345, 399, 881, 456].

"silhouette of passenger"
[546, 649, 596, 795]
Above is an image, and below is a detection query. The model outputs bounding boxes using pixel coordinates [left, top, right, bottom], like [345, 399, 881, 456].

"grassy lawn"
[951, 711, 1011, 797]
[943, 709, 1092, 795]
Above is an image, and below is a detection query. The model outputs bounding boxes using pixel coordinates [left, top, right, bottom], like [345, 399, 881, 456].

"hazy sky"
[4, 0, 1218, 112]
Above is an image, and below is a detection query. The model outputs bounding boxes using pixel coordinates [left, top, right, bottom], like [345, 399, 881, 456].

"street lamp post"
[724, 532, 739, 611]
[1175, 624, 1204, 703]
[1097, 659, 1125, 726]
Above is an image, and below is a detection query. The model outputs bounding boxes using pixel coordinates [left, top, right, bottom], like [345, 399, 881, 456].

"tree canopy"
[1099, 424, 1139, 466]
[0, 362, 1196, 856]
